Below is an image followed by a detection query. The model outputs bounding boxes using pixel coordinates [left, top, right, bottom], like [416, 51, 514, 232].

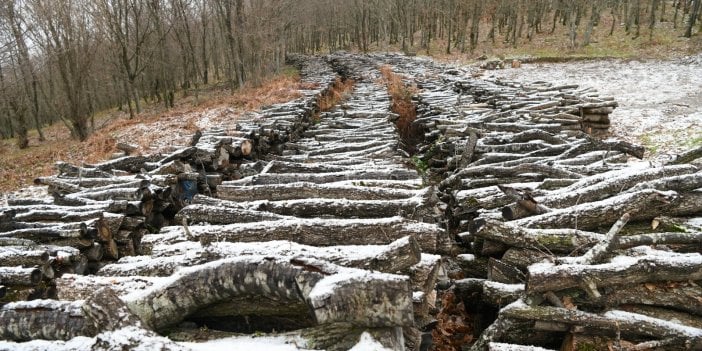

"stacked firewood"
[377, 54, 702, 350]
[0, 54, 445, 350]
[0, 56, 338, 309]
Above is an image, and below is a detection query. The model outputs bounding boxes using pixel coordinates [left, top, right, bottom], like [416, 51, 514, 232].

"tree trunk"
[685, 0, 701, 37]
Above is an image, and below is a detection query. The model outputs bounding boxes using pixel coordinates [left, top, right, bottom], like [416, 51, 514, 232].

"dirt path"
[488, 54, 702, 161]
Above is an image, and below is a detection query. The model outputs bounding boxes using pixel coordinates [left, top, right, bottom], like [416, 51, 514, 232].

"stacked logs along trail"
[379, 53, 702, 350]
[0, 54, 448, 350]
[2, 52, 702, 351]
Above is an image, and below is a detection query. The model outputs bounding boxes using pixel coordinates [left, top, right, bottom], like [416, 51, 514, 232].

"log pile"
[2, 52, 702, 350]
[376, 53, 702, 350]
[0, 54, 447, 350]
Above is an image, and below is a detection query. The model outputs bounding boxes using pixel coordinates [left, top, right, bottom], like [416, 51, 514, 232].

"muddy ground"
[488, 54, 702, 162]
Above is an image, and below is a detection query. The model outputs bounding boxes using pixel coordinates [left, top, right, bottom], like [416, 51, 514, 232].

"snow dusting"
[490, 56, 702, 159]
[180, 335, 312, 351]
[348, 332, 394, 351]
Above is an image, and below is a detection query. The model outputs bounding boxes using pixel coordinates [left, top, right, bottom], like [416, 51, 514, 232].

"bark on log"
[236, 169, 419, 185]
[98, 236, 422, 277]
[470, 219, 603, 253]
[126, 256, 413, 331]
[554, 137, 645, 160]
[616, 231, 702, 250]
[0, 247, 50, 267]
[512, 189, 678, 230]
[536, 165, 699, 209]
[218, 182, 421, 201]
[145, 216, 450, 254]
[217, 189, 435, 220]
[176, 203, 289, 224]
[526, 248, 702, 294]
[0, 266, 42, 286]
[488, 342, 555, 351]
[586, 282, 702, 316]
[409, 254, 441, 294]
[0, 300, 91, 341]
[454, 278, 524, 307]
[82, 287, 143, 332]
[573, 212, 630, 265]
[500, 301, 702, 347]
[667, 144, 702, 165]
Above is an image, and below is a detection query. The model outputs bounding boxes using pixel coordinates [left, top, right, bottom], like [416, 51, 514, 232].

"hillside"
[0, 73, 304, 194]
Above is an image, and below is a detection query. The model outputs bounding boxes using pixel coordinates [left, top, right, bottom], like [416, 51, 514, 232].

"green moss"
[411, 155, 429, 175]
[688, 136, 702, 147]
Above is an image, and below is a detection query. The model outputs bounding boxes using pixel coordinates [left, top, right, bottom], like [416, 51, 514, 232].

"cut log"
[98, 236, 422, 277]
[526, 248, 702, 294]
[56, 274, 162, 300]
[176, 203, 289, 224]
[667, 144, 702, 165]
[553, 137, 645, 160]
[512, 189, 678, 230]
[145, 216, 450, 254]
[234, 169, 419, 185]
[0, 300, 91, 341]
[455, 278, 524, 307]
[82, 287, 143, 332]
[56, 161, 112, 178]
[470, 219, 603, 253]
[218, 182, 421, 201]
[573, 212, 630, 265]
[617, 231, 702, 250]
[536, 165, 699, 209]
[0, 247, 50, 267]
[0, 266, 42, 286]
[115, 142, 138, 155]
[585, 281, 702, 316]
[500, 301, 702, 348]
[212, 189, 436, 220]
[409, 254, 441, 294]
[125, 256, 413, 331]
[488, 342, 555, 351]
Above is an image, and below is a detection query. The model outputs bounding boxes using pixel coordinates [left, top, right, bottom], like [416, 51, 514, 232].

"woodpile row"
[377, 53, 702, 350]
[0, 54, 448, 350]
[0, 56, 335, 332]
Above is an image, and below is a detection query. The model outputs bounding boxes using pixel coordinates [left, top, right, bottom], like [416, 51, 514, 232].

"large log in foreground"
[125, 256, 414, 331]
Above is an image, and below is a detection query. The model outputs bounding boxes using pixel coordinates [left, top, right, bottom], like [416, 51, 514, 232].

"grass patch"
[640, 134, 660, 154]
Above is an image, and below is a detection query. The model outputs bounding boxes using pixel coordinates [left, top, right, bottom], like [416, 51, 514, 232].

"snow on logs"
[0, 54, 444, 350]
[376, 53, 702, 350]
[0, 56, 339, 307]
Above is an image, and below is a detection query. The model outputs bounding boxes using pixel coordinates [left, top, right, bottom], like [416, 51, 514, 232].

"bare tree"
[95, 0, 157, 118]
[30, 0, 97, 141]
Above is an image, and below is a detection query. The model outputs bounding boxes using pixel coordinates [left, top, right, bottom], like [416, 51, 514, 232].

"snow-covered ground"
[488, 54, 702, 161]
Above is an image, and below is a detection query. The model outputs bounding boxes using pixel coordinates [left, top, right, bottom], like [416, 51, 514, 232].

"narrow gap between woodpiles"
[380, 65, 424, 156]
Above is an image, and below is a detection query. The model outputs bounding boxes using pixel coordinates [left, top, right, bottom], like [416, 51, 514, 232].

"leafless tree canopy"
[0, 0, 700, 145]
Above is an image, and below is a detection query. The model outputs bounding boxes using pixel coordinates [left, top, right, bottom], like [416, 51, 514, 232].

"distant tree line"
[290, 0, 702, 54]
[0, 0, 700, 148]
[0, 0, 292, 147]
